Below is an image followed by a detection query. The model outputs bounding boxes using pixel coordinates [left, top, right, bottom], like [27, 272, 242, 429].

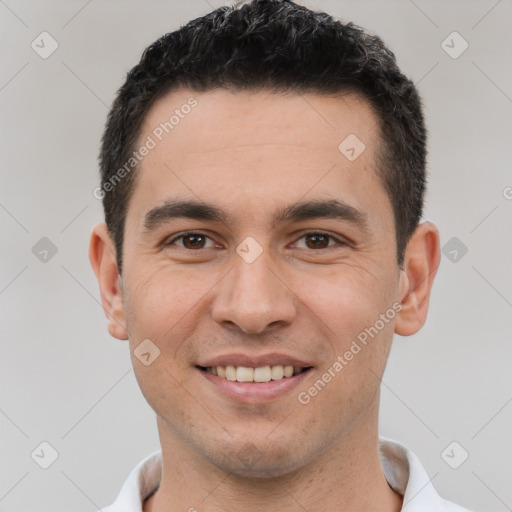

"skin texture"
[90, 88, 440, 512]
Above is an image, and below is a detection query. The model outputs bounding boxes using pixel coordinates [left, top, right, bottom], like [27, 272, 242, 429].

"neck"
[144, 401, 402, 512]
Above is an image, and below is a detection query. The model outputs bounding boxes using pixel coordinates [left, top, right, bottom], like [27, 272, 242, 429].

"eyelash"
[164, 231, 347, 250]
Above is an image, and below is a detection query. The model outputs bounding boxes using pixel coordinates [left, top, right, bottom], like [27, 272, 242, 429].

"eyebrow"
[143, 198, 369, 233]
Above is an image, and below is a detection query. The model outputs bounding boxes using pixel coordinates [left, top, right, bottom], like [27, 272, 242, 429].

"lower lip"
[197, 368, 313, 403]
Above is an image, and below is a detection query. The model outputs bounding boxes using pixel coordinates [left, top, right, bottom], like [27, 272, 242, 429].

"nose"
[210, 248, 297, 334]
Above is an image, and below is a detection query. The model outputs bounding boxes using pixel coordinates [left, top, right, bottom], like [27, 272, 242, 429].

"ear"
[395, 222, 441, 336]
[89, 223, 128, 340]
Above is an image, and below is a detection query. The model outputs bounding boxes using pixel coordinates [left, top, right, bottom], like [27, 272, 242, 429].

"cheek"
[123, 264, 216, 337]
[295, 264, 393, 338]
[292, 263, 398, 394]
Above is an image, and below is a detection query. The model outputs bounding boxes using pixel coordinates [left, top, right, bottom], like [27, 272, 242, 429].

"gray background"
[1, 0, 511, 510]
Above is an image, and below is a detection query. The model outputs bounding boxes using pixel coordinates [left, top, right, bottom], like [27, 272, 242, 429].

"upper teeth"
[206, 365, 305, 382]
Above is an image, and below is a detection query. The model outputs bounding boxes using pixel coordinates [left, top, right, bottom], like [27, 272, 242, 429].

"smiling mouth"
[197, 365, 313, 383]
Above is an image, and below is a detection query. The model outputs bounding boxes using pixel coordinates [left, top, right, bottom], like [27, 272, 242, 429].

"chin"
[208, 439, 307, 479]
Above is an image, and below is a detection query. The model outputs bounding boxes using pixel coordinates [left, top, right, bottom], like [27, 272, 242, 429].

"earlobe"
[394, 222, 441, 337]
[89, 223, 128, 340]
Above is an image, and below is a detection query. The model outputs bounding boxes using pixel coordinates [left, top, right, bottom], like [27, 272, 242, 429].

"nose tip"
[210, 255, 296, 334]
[223, 314, 286, 336]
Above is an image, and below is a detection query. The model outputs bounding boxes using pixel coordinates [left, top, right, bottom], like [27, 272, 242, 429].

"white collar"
[103, 438, 471, 511]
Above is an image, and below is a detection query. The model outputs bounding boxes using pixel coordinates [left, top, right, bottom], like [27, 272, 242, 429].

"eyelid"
[290, 230, 349, 249]
[163, 231, 219, 248]
[163, 230, 350, 250]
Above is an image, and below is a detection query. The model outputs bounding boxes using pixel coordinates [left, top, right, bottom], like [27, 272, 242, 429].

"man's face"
[118, 88, 406, 476]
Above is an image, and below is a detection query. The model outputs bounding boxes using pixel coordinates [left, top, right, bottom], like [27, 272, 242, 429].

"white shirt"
[102, 438, 472, 511]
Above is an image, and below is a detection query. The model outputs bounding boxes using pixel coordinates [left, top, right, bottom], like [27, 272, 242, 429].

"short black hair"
[99, 0, 427, 274]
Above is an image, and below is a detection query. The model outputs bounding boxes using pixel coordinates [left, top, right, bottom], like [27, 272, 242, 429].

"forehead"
[141, 87, 380, 158]
[128, 87, 391, 231]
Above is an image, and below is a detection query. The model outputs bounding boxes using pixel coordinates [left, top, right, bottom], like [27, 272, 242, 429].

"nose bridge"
[211, 244, 295, 333]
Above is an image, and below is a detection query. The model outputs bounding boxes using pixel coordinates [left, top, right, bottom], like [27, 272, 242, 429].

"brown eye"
[166, 232, 215, 250]
[181, 234, 206, 249]
[304, 233, 332, 249]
